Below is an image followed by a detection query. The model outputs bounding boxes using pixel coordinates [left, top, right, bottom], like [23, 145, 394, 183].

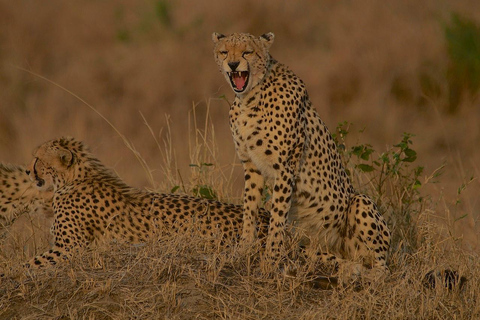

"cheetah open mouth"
[228, 71, 249, 93]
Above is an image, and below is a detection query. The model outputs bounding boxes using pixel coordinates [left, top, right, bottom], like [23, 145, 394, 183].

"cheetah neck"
[60, 155, 141, 201]
[52, 155, 124, 190]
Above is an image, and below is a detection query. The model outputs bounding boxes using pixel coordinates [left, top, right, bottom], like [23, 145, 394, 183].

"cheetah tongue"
[232, 71, 248, 90]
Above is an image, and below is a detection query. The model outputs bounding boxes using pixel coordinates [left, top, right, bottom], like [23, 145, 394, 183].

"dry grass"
[0, 0, 479, 318]
[0, 229, 477, 319]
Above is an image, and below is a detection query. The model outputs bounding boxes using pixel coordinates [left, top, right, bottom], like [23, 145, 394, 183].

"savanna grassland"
[0, 0, 479, 319]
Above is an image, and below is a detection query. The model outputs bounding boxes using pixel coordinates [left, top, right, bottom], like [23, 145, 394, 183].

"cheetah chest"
[229, 101, 278, 179]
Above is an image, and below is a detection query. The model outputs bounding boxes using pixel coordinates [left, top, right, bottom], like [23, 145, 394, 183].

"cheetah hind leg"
[292, 192, 392, 287]
[283, 246, 360, 289]
[344, 194, 391, 274]
[301, 247, 385, 289]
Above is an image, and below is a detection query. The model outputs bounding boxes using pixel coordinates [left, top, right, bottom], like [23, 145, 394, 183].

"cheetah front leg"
[241, 160, 264, 244]
[264, 168, 295, 265]
[25, 218, 91, 268]
[264, 123, 305, 267]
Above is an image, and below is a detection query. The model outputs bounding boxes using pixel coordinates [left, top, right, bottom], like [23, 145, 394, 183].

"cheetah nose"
[228, 61, 240, 71]
[36, 179, 45, 188]
[25, 170, 30, 175]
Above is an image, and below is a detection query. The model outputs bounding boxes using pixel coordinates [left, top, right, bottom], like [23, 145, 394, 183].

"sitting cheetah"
[0, 164, 53, 230]
[24, 137, 270, 268]
[212, 32, 390, 273]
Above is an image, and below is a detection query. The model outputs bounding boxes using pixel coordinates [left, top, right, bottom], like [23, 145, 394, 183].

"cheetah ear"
[260, 32, 275, 49]
[58, 148, 75, 168]
[212, 32, 226, 43]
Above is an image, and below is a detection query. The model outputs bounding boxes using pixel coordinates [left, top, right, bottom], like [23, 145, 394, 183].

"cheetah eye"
[243, 51, 253, 57]
[219, 50, 228, 55]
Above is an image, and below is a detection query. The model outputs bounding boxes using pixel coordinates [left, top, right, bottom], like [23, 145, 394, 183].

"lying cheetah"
[25, 137, 270, 268]
[212, 32, 390, 273]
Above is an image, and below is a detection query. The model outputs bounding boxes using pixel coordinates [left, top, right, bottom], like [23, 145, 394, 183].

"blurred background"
[0, 1, 478, 251]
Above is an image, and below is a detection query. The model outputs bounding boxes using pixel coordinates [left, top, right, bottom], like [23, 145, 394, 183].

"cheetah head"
[27, 137, 83, 191]
[212, 32, 274, 95]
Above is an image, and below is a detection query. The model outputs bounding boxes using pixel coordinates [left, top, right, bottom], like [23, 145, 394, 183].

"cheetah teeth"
[228, 71, 248, 77]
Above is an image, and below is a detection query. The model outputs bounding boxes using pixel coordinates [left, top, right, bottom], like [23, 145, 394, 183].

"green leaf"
[352, 146, 364, 156]
[194, 185, 217, 200]
[403, 148, 417, 162]
[414, 166, 425, 176]
[201, 163, 214, 167]
[356, 164, 374, 172]
[413, 180, 422, 190]
[171, 185, 180, 193]
[380, 153, 390, 163]
[361, 148, 374, 160]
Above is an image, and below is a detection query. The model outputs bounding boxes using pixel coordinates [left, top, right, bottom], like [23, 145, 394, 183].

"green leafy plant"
[334, 122, 423, 201]
[169, 163, 218, 200]
[333, 122, 432, 253]
[445, 13, 480, 112]
[189, 162, 217, 200]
